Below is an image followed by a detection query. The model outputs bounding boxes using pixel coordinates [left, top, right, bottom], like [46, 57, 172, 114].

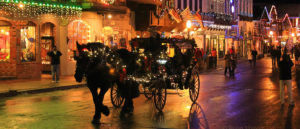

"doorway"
[41, 22, 55, 74]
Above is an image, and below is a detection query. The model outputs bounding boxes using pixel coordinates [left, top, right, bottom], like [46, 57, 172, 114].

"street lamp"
[186, 20, 192, 39]
[269, 31, 274, 45]
[269, 31, 273, 36]
[292, 33, 295, 37]
[108, 14, 112, 19]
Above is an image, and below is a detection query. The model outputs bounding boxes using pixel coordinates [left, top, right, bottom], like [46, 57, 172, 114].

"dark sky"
[253, 0, 300, 19]
[254, 0, 300, 4]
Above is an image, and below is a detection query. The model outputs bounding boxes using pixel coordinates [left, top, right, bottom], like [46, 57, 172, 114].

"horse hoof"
[102, 106, 110, 116]
[91, 119, 101, 124]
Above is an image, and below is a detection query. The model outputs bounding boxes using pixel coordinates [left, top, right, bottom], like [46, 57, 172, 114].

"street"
[0, 58, 300, 129]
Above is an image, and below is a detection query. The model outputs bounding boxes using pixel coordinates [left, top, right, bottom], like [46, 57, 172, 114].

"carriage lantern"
[156, 51, 168, 65]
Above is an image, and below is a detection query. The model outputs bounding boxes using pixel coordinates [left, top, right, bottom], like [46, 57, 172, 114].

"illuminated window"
[0, 26, 10, 62]
[67, 20, 90, 60]
[20, 22, 36, 62]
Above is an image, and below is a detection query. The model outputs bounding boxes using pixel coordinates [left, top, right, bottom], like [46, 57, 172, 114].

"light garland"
[0, 0, 82, 19]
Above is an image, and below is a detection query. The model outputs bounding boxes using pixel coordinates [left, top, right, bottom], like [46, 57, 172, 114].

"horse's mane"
[116, 49, 137, 75]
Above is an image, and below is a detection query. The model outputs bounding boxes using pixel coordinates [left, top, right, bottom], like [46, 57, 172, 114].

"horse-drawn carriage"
[110, 37, 201, 111]
[74, 37, 200, 122]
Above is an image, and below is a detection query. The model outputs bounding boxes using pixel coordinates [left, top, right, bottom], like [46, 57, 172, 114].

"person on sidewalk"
[211, 48, 217, 68]
[279, 54, 294, 107]
[251, 49, 258, 67]
[47, 46, 62, 83]
[271, 47, 277, 68]
[276, 47, 282, 67]
[224, 51, 231, 76]
[247, 50, 253, 67]
[230, 53, 237, 76]
[295, 45, 300, 61]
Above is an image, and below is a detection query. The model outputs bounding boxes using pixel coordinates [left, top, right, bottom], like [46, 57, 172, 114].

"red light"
[82, 48, 88, 52]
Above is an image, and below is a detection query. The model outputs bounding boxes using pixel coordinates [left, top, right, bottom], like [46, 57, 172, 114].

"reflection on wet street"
[0, 58, 300, 129]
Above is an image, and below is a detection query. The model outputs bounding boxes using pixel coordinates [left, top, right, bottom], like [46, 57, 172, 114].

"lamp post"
[186, 20, 192, 39]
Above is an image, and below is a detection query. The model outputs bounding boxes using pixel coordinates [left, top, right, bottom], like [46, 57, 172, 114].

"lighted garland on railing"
[0, 0, 82, 19]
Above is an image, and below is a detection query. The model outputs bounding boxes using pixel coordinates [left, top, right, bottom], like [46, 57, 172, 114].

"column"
[57, 24, 70, 76]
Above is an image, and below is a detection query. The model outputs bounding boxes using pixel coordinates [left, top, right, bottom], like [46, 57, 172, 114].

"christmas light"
[0, 0, 82, 19]
[18, 3, 24, 8]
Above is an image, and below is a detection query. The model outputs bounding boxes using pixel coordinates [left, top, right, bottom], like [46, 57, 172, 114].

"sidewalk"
[199, 56, 248, 73]
[0, 74, 86, 97]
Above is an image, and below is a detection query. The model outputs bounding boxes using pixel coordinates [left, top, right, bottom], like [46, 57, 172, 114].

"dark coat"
[276, 49, 281, 58]
[279, 60, 294, 80]
[47, 51, 62, 65]
[251, 50, 258, 59]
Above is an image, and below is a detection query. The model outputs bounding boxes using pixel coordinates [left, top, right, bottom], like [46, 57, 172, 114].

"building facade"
[0, 0, 136, 79]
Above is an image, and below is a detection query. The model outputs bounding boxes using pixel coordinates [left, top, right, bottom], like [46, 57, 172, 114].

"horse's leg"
[128, 98, 134, 114]
[88, 86, 101, 123]
[121, 98, 129, 114]
[98, 87, 110, 116]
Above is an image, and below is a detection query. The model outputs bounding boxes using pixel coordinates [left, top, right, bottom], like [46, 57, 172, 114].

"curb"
[0, 83, 86, 98]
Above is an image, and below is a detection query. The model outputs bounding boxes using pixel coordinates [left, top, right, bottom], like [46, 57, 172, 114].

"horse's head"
[74, 42, 90, 82]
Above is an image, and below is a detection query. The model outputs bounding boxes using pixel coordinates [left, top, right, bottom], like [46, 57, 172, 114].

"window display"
[67, 20, 90, 60]
[0, 26, 10, 62]
[20, 26, 36, 62]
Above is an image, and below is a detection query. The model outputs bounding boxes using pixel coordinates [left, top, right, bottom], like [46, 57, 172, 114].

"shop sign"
[208, 24, 231, 30]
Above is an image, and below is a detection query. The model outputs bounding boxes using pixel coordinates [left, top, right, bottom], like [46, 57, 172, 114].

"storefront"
[0, 1, 82, 79]
[0, 19, 40, 79]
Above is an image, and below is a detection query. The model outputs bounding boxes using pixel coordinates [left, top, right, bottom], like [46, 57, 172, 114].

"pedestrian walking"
[203, 51, 208, 66]
[247, 50, 253, 67]
[284, 46, 288, 54]
[230, 53, 237, 76]
[295, 45, 300, 61]
[276, 47, 282, 67]
[279, 54, 294, 107]
[271, 47, 277, 68]
[251, 49, 258, 67]
[47, 46, 62, 83]
[224, 51, 231, 76]
[211, 48, 217, 68]
[194, 48, 202, 70]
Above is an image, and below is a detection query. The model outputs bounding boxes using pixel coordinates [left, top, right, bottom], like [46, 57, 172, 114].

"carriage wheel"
[187, 103, 209, 129]
[110, 84, 124, 108]
[154, 80, 167, 112]
[189, 73, 200, 102]
[143, 83, 153, 99]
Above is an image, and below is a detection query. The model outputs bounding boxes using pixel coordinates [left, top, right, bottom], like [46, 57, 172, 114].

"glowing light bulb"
[18, 3, 24, 8]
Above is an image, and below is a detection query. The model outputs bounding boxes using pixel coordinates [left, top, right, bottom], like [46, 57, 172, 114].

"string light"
[0, 0, 82, 19]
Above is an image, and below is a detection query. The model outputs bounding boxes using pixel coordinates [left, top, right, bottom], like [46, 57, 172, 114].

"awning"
[157, 14, 187, 32]
[127, 0, 161, 5]
[84, 3, 128, 14]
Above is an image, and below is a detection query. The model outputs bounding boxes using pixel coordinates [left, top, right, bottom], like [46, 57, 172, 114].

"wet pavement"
[0, 58, 300, 129]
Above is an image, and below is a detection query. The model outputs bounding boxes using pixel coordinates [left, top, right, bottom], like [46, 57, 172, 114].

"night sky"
[254, 0, 300, 4]
[253, 0, 300, 19]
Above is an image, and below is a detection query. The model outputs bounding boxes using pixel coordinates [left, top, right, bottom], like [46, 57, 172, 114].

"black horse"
[74, 42, 140, 123]
[74, 42, 116, 124]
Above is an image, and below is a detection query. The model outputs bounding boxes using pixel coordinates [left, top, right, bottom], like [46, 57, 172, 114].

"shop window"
[67, 20, 90, 60]
[20, 23, 36, 62]
[0, 26, 10, 62]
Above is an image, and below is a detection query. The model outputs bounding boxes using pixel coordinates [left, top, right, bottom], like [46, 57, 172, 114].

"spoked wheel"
[189, 72, 200, 102]
[187, 103, 209, 129]
[154, 80, 167, 112]
[110, 84, 124, 108]
[143, 83, 153, 99]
